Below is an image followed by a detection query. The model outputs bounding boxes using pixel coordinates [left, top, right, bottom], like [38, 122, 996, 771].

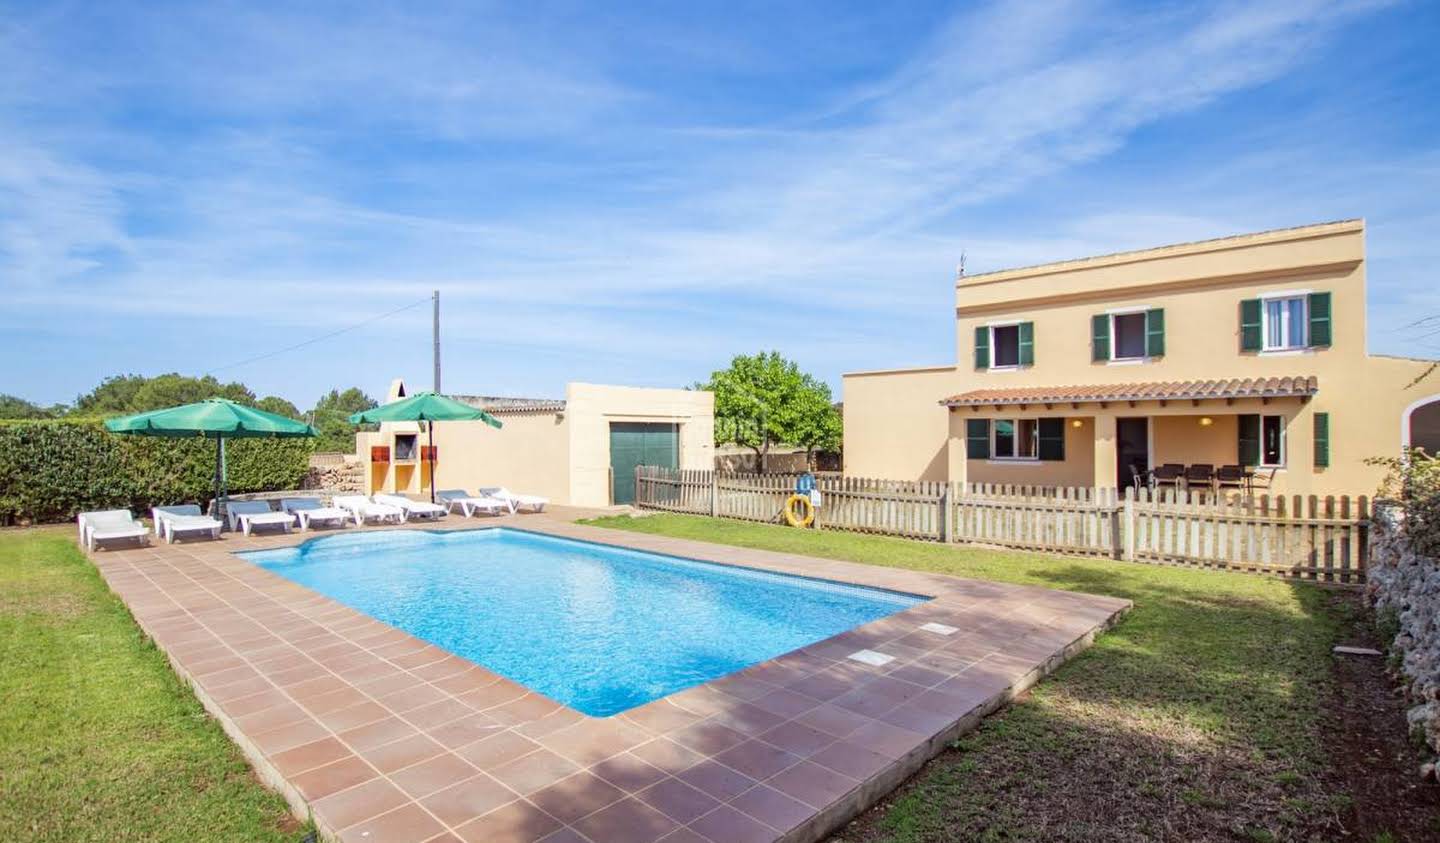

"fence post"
[635, 465, 643, 508]
[1122, 485, 1136, 561]
[938, 483, 950, 543]
[709, 471, 718, 518]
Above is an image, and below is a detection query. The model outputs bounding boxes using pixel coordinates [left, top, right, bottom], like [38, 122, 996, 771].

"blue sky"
[3, 0, 1438, 408]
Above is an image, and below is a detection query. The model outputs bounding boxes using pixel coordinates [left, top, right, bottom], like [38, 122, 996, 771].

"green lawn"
[0, 529, 304, 843]
[582, 513, 1362, 842]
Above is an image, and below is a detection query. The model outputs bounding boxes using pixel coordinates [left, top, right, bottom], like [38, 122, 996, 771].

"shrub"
[1370, 450, 1440, 558]
[0, 419, 312, 524]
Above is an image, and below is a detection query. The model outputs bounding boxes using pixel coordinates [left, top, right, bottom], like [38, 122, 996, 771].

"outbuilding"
[357, 379, 714, 507]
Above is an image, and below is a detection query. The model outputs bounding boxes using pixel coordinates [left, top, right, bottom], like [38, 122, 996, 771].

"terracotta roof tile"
[939, 376, 1318, 407]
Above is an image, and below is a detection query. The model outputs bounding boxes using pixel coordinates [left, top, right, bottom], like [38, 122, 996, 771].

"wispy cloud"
[0, 0, 1429, 404]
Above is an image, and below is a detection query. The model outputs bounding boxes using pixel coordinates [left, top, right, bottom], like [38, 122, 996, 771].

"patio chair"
[1184, 464, 1215, 493]
[281, 498, 351, 531]
[374, 493, 448, 521]
[436, 489, 509, 518]
[78, 509, 149, 551]
[225, 500, 296, 536]
[1128, 464, 1151, 491]
[477, 486, 548, 513]
[151, 504, 223, 543]
[1151, 464, 1184, 489]
[1216, 464, 1250, 494]
[332, 495, 405, 526]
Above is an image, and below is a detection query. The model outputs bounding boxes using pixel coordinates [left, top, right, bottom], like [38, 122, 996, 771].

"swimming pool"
[242, 529, 926, 716]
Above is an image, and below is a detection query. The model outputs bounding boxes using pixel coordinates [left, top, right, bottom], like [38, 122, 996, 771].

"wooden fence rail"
[633, 466, 1368, 582]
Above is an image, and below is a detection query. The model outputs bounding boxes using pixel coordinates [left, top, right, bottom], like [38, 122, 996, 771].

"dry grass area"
[586, 513, 1440, 842]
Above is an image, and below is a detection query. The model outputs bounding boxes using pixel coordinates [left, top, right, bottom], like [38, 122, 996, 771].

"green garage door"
[610, 422, 678, 504]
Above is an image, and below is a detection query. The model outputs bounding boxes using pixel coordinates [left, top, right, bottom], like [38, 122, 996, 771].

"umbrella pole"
[213, 437, 226, 523]
[428, 422, 436, 503]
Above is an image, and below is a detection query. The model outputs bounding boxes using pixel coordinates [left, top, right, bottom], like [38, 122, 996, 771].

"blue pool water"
[242, 529, 925, 716]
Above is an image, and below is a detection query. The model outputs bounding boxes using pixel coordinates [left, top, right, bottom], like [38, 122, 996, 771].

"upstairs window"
[1112, 313, 1148, 360]
[992, 325, 1020, 367]
[1264, 296, 1307, 350]
[1091, 309, 1164, 362]
[1241, 292, 1330, 351]
[973, 322, 1034, 369]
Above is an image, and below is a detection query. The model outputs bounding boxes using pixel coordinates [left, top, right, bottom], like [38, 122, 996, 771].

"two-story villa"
[843, 220, 1440, 496]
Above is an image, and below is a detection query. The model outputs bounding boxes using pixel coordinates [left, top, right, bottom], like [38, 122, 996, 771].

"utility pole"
[432, 290, 441, 394]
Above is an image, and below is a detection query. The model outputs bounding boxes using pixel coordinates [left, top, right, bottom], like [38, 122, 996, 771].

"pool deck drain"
[87, 511, 1130, 843]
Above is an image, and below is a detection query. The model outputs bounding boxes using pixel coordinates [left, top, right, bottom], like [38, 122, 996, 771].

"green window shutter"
[1313, 412, 1330, 468]
[973, 326, 990, 370]
[1037, 418, 1065, 461]
[1240, 299, 1262, 351]
[1091, 314, 1110, 362]
[1238, 414, 1260, 466]
[1145, 308, 1165, 357]
[965, 418, 990, 459]
[1018, 321, 1034, 366]
[1308, 292, 1332, 347]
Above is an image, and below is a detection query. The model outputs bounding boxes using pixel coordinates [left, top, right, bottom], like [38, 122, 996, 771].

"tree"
[696, 351, 842, 471]
[255, 396, 301, 418]
[0, 394, 64, 419]
[72, 373, 255, 415]
[310, 388, 378, 453]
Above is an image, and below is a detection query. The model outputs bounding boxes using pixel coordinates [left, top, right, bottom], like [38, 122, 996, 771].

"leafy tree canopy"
[255, 396, 301, 419]
[695, 351, 841, 462]
[0, 394, 65, 420]
[71, 373, 256, 416]
[311, 387, 379, 452]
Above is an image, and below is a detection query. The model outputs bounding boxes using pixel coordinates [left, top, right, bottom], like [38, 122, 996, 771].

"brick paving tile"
[527, 771, 625, 825]
[686, 804, 777, 843]
[388, 752, 479, 799]
[570, 796, 679, 843]
[454, 799, 562, 843]
[418, 774, 515, 827]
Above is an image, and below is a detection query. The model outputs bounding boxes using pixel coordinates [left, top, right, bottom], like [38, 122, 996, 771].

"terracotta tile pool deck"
[87, 511, 1130, 843]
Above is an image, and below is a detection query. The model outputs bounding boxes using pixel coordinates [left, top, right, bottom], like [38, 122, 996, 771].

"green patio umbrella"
[349, 391, 502, 502]
[105, 398, 317, 517]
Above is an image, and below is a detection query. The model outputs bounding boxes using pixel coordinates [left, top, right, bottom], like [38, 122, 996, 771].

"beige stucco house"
[358, 380, 714, 507]
[844, 220, 1440, 496]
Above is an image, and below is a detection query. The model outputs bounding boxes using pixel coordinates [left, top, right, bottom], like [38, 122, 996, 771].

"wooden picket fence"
[632, 466, 1369, 582]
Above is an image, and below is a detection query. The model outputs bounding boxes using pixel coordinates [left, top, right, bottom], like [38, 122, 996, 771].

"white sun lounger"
[152, 504, 224, 543]
[78, 509, 150, 551]
[225, 500, 296, 536]
[332, 495, 405, 526]
[281, 498, 351, 530]
[374, 493, 448, 521]
[478, 486, 548, 513]
[435, 489, 509, 518]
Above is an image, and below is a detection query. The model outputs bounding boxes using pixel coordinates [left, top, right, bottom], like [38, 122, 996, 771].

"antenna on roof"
[957, 251, 967, 279]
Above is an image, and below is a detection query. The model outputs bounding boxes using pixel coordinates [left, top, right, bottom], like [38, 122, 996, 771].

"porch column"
[1093, 413, 1117, 489]
[945, 409, 969, 485]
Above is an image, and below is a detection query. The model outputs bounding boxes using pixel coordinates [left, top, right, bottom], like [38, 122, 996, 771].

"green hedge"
[0, 420, 313, 524]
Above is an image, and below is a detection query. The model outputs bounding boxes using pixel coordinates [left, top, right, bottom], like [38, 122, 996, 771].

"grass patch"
[583, 513, 1353, 841]
[0, 529, 305, 842]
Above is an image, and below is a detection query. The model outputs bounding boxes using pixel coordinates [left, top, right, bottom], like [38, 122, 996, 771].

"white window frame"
[990, 417, 1039, 461]
[1259, 414, 1286, 468]
[985, 321, 1023, 371]
[1106, 306, 1152, 364]
[1260, 291, 1309, 352]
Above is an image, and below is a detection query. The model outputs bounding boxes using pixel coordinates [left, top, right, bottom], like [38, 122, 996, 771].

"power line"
[207, 297, 432, 374]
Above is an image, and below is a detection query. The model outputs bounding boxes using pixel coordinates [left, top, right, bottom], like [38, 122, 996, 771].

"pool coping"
[87, 512, 1131, 843]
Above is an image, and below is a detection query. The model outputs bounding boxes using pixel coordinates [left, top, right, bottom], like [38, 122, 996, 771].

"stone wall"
[300, 459, 365, 496]
[1365, 505, 1440, 768]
